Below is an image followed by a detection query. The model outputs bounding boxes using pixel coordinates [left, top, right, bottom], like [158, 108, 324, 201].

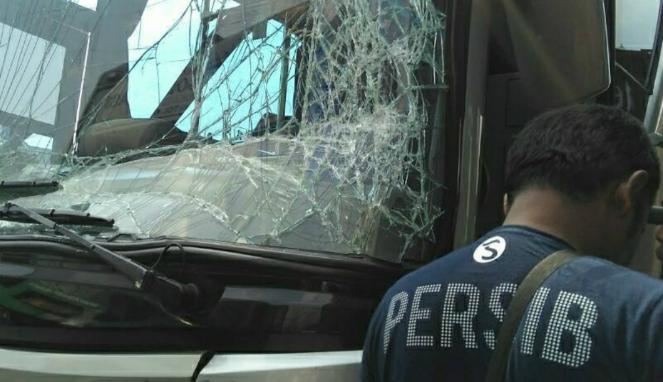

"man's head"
[504, 104, 660, 264]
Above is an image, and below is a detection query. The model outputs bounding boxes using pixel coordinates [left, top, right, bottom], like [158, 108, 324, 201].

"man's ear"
[503, 193, 511, 216]
[614, 170, 650, 214]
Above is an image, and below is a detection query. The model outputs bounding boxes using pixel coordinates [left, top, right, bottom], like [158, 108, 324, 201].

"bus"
[0, 0, 660, 380]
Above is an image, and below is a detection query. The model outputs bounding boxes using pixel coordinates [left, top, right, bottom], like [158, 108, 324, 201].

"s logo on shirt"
[473, 236, 506, 263]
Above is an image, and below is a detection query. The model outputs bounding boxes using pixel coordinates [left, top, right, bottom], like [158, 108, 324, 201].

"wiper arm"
[4, 202, 200, 314]
[0, 204, 114, 227]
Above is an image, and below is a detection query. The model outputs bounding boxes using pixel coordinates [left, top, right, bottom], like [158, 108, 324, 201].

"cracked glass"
[0, 0, 447, 261]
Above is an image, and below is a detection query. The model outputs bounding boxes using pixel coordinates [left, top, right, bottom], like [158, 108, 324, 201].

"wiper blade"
[0, 180, 59, 188]
[0, 204, 114, 227]
[4, 203, 200, 315]
[0, 180, 60, 199]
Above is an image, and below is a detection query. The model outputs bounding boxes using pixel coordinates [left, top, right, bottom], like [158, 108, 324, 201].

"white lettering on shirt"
[485, 283, 518, 350]
[440, 283, 481, 348]
[383, 291, 409, 354]
[542, 291, 598, 367]
[406, 284, 442, 348]
[380, 282, 599, 369]
[520, 287, 551, 355]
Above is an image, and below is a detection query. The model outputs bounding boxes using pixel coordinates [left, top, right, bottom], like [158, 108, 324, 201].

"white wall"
[616, 0, 660, 50]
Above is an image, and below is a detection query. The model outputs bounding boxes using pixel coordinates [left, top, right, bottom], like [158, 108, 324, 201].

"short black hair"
[505, 104, 660, 202]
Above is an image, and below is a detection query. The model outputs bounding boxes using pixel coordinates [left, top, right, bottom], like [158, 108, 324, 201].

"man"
[361, 104, 663, 381]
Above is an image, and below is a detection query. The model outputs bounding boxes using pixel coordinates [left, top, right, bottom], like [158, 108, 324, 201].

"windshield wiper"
[3, 202, 200, 315]
[0, 180, 60, 200]
[0, 204, 114, 227]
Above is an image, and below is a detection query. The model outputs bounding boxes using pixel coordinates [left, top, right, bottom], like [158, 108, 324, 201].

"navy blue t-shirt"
[361, 225, 663, 381]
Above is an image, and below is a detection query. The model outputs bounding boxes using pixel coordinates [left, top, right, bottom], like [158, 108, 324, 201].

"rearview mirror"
[502, 0, 610, 108]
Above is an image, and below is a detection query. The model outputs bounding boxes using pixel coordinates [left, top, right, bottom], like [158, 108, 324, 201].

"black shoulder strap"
[485, 249, 579, 382]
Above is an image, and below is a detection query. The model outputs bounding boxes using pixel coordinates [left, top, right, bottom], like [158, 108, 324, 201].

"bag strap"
[485, 249, 579, 382]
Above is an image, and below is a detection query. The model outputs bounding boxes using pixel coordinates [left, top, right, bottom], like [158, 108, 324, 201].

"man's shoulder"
[387, 225, 566, 295]
[534, 255, 663, 330]
[545, 256, 663, 298]
[382, 243, 476, 298]
[556, 256, 663, 318]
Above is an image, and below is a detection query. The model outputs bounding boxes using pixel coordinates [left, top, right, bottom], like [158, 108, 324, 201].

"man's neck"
[503, 189, 605, 254]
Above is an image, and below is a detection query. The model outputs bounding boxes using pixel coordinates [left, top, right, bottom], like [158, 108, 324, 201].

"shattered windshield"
[0, 0, 446, 261]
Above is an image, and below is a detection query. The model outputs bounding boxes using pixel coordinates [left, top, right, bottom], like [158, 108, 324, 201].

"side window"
[126, 1, 297, 144]
[0, 22, 67, 150]
[127, 0, 242, 120]
[175, 19, 298, 143]
[613, 0, 663, 118]
[616, 0, 661, 86]
[127, 0, 203, 119]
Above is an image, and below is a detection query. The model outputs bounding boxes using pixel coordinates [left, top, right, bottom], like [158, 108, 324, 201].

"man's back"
[361, 225, 663, 381]
[507, 255, 663, 381]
